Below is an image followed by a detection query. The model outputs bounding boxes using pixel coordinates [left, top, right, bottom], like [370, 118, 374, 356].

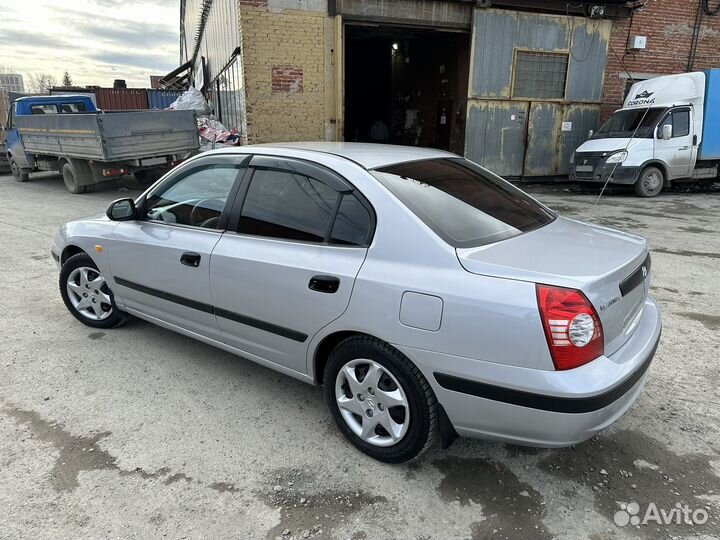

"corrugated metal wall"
[147, 90, 183, 109]
[466, 9, 610, 177]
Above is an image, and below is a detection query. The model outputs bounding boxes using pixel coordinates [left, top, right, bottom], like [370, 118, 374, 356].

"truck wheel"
[634, 167, 664, 198]
[133, 170, 160, 186]
[9, 157, 29, 182]
[62, 162, 87, 194]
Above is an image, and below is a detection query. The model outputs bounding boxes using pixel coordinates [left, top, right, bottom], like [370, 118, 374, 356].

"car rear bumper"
[396, 296, 662, 447]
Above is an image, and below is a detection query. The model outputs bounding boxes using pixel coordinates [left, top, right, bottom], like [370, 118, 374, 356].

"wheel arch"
[640, 161, 671, 187]
[312, 330, 372, 385]
[61, 244, 87, 264]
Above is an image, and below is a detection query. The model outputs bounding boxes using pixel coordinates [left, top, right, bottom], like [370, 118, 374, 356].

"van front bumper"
[571, 164, 641, 185]
[397, 296, 662, 447]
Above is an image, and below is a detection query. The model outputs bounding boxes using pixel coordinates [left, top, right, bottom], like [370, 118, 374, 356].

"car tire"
[62, 162, 87, 194]
[59, 253, 127, 329]
[634, 166, 664, 198]
[9, 157, 29, 182]
[324, 336, 438, 463]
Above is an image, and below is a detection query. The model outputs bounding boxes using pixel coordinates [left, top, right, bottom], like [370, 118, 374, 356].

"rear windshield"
[371, 158, 555, 248]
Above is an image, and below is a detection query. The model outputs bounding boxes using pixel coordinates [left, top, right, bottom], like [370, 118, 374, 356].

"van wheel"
[324, 336, 438, 463]
[634, 167, 664, 198]
[10, 157, 29, 182]
[62, 162, 87, 194]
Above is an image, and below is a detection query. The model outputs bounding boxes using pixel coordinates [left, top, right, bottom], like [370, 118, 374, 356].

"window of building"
[512, 51, 569, 100]
[238, 168, 340, 243]
[145, 164, 240, 228]
[31, 104, 58, 115]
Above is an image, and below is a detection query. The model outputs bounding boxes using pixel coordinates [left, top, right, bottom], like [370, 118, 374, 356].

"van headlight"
[606, 151, 628, 164]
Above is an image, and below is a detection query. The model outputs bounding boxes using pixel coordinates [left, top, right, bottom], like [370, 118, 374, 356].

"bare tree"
[62, 71, 73, 87]
[0, 65, 17, 74]
[28, 73, 57, 93]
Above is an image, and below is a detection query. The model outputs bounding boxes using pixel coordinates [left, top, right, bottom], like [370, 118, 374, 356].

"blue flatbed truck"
[3, 95, 199, 193]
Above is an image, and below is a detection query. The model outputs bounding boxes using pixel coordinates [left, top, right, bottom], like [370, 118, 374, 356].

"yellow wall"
[238, 4, 336, 144]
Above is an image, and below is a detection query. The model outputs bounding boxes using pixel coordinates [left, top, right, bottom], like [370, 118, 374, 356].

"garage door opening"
[344, 24, 470, 154]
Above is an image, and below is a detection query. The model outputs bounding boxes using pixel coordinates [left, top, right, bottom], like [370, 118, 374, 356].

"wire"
[565, 3, 601, 63]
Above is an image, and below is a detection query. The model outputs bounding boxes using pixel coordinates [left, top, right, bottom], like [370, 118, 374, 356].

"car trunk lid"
[456, 217, 650, 357]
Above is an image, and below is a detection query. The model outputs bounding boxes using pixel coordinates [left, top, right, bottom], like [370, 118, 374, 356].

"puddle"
[434, 456, 553, 540]
[538, 430, 719, 539]
[652, 248, 720, 260]
[679, 312, 720, 331]
[259, 467, 387, 540]
[88, 332, 106, 340]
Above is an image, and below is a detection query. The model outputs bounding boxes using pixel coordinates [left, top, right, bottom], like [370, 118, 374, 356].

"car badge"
[642, 266, 648, 278]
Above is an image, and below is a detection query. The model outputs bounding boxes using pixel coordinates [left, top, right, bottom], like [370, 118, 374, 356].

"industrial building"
[176, 0, 720, 178]
[0, 73, 24, 93]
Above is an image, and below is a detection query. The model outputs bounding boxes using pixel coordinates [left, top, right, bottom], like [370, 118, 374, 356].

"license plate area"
[575, 165, 593, 173]
[140, 157, 167, 167]
[620, 254, 651, 297]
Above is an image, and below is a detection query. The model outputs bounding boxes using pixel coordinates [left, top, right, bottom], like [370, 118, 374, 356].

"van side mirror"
[106, 198, 136, 221]
[587, 129, 594, 139]
[661, 124, 673, 141]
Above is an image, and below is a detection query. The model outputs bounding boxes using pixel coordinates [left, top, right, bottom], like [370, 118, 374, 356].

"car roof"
[247, 142, 457, 170]
[15, 95, 90, 102]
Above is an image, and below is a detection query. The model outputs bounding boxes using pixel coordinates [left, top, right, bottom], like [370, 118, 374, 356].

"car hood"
[457, 217, 650, 356]
[575, 138, 644, 154]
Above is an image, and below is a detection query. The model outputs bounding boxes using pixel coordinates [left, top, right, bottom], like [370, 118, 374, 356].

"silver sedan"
[52, 143, 662, 463]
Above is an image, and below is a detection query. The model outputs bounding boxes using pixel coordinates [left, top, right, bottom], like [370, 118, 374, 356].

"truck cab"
[571, 71, 719, 197]
[5, 95, 98, 178]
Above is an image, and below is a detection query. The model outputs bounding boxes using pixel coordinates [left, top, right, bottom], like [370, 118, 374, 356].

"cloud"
[1, 0, 179, 87]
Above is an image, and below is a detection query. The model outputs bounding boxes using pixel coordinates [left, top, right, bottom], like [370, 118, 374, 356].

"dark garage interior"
[344, 24, 470, 154]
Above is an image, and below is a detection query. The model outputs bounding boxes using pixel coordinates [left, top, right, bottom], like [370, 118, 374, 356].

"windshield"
[593, 108, 666, 139]
[372, 158, 555, 248]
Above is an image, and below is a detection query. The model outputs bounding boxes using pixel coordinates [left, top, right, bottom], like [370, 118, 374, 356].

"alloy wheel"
[66, 266, 113, 321]
[335, 358, 410, 447]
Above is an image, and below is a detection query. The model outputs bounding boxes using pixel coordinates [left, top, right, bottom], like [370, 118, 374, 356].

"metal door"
[465, 100, 528, 177]
[209, 156, 371, 375]
[655, 107, 694, 179]
[523, 102, 563, 176]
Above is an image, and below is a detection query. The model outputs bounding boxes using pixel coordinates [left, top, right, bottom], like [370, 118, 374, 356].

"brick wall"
[238, 3, 332, 143]
[602, 0, 720, 119]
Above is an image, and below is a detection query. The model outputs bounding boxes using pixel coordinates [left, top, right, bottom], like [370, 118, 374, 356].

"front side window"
[31, 104, 58, 115]
[659, 109, 690, 138]
[238, 168, 339, 242]
[144, 164, 241, 228]
[594, 108, 666, 139]
[372, 158, 555, 248]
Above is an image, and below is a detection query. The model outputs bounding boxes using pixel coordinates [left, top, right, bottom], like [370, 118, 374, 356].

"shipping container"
[147, 89, 182, 109]
[700, 69, 720, 160]
[95, 88, 148, 111]
[50, 87, 97, 106]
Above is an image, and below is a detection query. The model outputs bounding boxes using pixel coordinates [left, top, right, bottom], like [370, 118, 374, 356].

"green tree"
[62, 71, 73, 87]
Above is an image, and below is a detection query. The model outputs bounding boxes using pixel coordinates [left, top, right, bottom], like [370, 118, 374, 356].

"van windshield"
[371, 158, 555, 248]
[593, 108, 666, 139]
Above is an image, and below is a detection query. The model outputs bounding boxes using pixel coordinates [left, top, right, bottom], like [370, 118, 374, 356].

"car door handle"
[180, 252, 201, 267]
[309, 275, 340, 294]
[678, 146, 689, 151]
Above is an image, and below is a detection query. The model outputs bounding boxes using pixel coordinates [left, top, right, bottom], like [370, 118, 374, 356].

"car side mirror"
[661, 124, 672, 141]
[106, 198, 136, 221]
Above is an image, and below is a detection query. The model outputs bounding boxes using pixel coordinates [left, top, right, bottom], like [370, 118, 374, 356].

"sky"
[0, 0, 180, 90]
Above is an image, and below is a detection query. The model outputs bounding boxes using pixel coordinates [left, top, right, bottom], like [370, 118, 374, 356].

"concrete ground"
[0, 171, 718, 540]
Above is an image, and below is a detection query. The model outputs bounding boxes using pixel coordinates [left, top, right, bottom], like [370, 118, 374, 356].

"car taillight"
[536, 284, 604, 371]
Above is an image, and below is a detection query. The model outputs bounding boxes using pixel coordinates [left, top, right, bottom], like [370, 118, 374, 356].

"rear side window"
[331, 194, 372, 246]
[372, 158, 555, 248]
[31, 104, 58, 115]
[239, 168, 340, 243]
[60, 102, 88, 113]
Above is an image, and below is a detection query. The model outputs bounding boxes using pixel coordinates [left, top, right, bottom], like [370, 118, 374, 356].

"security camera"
[589, 4, 606, 18]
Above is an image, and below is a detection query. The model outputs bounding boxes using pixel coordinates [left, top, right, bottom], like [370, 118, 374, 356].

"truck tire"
[133, 170, 160, 186]
[634, 166, 664, 198]
[9, 157, 29, 182]
[62, 162, 87, 194]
